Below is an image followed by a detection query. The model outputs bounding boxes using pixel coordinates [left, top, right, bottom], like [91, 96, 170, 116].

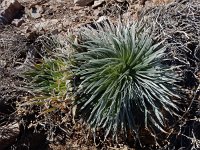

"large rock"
[74, 0, 94, 6]
[0, 0, 24, 24]
[0, 122, 20, 150]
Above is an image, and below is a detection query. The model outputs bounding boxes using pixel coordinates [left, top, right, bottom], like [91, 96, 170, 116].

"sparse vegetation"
[16, 36, 74, 143]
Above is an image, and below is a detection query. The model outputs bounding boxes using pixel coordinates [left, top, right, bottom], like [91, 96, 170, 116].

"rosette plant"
[72, 21, 180, 137]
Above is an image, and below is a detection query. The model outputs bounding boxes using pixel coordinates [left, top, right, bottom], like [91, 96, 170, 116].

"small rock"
[123, 145, 128, 150]
[45, 8, 54, 16]
[92, 0, 105, 8]
[93, 9, 100, 16]
[0, 60, 6, 68]
[34, 19, 59, 32]
[56, 0, 65, 2]
[71, 6, 82, 11]
[51, 29, 59, 35]
[0, 0, 24, 24]
[74, 0, 94, 6]
[82, 16, 109, 30]
[23, 25, 32, 33]
[144, 0, 153, 8]
[58, 23, 63, 32]
[11, 18, 24, 27]
[116, 0, 126, 2]
[77, 9, 86, 16]
[97, 16, 108, 23]
[28, 5, 44, 19]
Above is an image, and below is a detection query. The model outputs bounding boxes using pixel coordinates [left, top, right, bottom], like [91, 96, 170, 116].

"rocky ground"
[0, 0, 199, 149]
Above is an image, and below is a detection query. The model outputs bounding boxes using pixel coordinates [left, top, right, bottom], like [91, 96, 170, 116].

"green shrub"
[18, 36, 73, 116]
[17, 35, 74, 141]
[72, 21, 180, 137]
[23, 58, 72, 103]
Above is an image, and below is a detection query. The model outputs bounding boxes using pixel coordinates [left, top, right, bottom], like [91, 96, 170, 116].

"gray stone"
[27, 5, 44, 19]
[92, 0, 105, 8]
[11, 18, 25, 27]
[74, 0, 94, 6]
